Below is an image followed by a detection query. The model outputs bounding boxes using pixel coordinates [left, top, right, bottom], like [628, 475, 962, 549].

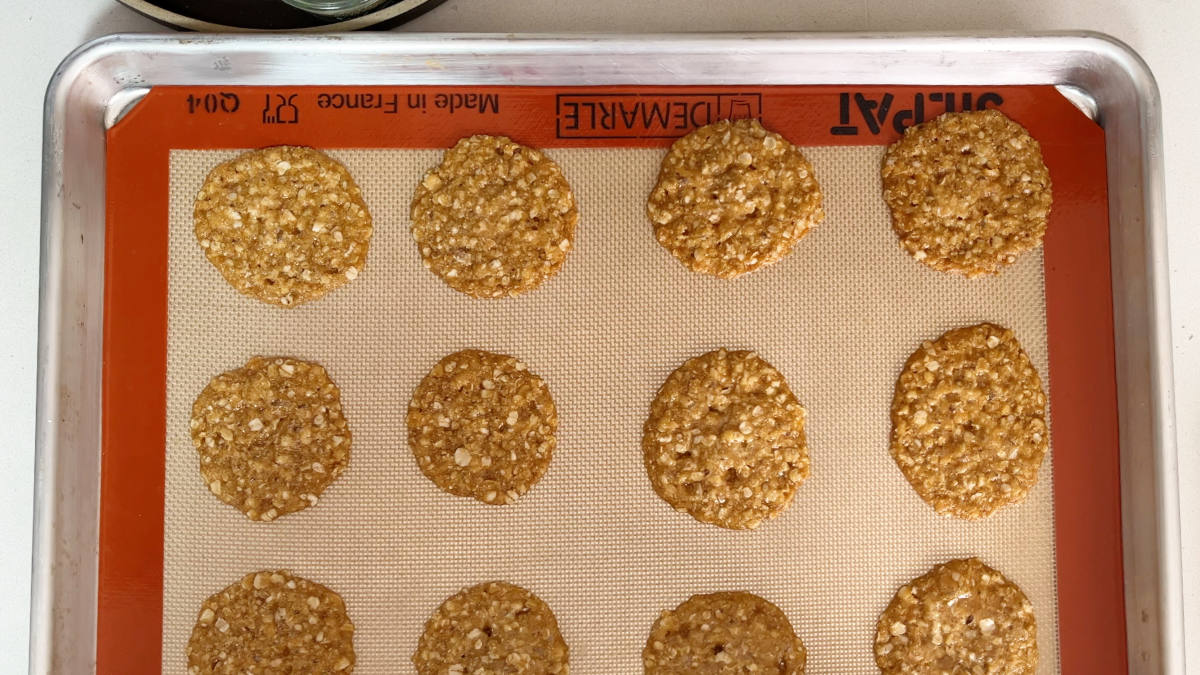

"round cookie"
[643, 349, 809, 530]
[882, 109, 1053, 277]
[410, 135, 578, 298]
[407, 349, 558, 505]
[194, 146, 373, 307]
[187, 570, 356, 674]
[644, 591, 807, 674]
[890, 323, 1048, 519]
[647, 118, 824, 279]
[190, 356, 352, 521]
[413, 581, 569, 675]
[875, 558, 1038, 673]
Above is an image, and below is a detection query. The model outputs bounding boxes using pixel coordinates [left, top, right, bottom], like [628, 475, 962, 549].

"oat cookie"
[413, 581, 569, 675]
[890, 323, 1048, 520]
[647, 118, 824, 279]
[190, 356, 351, 521]
[882, 109, 1053, 277]
[644, 591, 806, 674]
[408, 349, 558, 504]
[194, 146, 373, 307]
[187, 570, 356, 674]
[643, 349, 809, 529]
[410, 135, 578, 298]
[875, 558, 1038, 674]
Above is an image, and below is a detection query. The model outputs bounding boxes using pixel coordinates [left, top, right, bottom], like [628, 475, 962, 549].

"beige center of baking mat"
[165, 146, 1059, 673]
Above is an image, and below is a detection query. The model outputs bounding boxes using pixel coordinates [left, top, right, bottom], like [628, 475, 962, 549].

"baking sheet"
[163, 145, 1059, 673]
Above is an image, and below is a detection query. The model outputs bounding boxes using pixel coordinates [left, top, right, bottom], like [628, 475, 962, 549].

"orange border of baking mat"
[102, 85, 1121, 673]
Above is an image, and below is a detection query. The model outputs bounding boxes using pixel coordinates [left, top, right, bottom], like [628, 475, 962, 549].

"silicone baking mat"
[101, 85, 1122, 674]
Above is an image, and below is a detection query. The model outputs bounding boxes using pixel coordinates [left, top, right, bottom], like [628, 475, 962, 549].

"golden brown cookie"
[647, 118, 824, 279]
[644, 591, 806, 674]
[413, 581, 569, 675]
[194, 146, 373, 307]
[190, 356, 351, 521]
[890, 323, 1048, 519]
[644, 349, 809, 529]
[410, 135, 578, 298]
[187, 570, 356, 674]
[882, 109, 1052, 277]
[875, 558, 1038, 674]
[408, 349, 558, 505]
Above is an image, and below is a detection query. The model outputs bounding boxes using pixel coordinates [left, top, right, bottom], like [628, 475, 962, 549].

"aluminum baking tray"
[34, 33, 1179, 674]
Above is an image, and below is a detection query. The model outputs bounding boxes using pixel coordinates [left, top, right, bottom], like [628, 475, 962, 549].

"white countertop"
[4, 0, 1196, 671]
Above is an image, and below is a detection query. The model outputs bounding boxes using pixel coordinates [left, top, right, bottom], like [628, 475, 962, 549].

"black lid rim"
[116, 0, 446, 32]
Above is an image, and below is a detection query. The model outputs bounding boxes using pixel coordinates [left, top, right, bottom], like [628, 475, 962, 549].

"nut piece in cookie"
[410, 135, 578, 298]
[890, 323, 1048, 519]
[647, 118, 824, 279]
[413, 581, 569, 675]
[408, 349, 558, 505]
[875, 558, 1038, 674]
[882, 109, 1052, 277]
[193, 146, 373, 307]
[644, 349, 809, 529]
[187, 570, 356, 674]
[190, 356, 352, 521]
[644, 591, 806, 674]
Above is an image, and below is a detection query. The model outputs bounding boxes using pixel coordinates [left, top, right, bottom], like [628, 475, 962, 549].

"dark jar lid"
[117, 0, 447, 31]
